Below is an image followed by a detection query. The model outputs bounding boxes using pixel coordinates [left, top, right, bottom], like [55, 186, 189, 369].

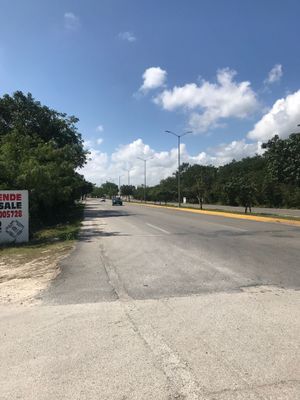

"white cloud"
[96, 138, 104, 145]
[247, 90, 300, 141]
[111, 139, 153, 163]
[154, 68, 258, 133]
[96, 125, 104, 132]
[205, 140, 264, 165]
[64, 12, 80, 31]
[118, 31, 136, 42]
[265, 64, 283, 84]
[80, 137, 263, 186]
[81, 149, 109, 184]
[83, 139, 93, 149]
[140, 67, 167, 92]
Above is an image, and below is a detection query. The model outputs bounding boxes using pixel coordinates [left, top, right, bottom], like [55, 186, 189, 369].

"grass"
[193, 208, 300, 221]
[0, 203, 84, 258]
[129, 200, 300, 222]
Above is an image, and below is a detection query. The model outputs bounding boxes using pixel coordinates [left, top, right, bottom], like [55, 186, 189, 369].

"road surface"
[1, 199, 299, 399]
[44, 200, 300, 303]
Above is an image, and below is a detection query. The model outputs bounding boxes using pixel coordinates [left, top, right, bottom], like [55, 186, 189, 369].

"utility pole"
[125, 168, 131, 185]
[124, 168, 131, 201]
[118, 175, 123, 196]
[165, 130, 192, 207]
[137, 157, 153, 202]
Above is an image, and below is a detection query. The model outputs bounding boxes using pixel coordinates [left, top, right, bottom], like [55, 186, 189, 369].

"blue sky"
[0, 0, 299, 185]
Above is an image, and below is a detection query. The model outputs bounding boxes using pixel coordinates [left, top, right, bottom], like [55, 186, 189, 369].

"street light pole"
[165, 130, 192, 207]
[118, 175, 123, 196]
[124, 168, 131, 201]
[125, 168, 131, 185]
[137, 157, 153, 202]
[177, 135, 180, 207]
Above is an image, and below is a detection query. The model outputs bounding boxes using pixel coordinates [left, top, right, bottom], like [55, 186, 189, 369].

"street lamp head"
[165, 130, 193, 137]
[164, 130, 177, 137]
[181, 130, 193, 137]
[137, 156, 153, 162]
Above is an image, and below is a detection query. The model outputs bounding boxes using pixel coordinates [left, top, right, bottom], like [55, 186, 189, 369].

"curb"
[127, 202, 300, 227]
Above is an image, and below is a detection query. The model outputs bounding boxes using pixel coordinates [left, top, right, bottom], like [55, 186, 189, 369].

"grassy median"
[128, 201, 300, 225]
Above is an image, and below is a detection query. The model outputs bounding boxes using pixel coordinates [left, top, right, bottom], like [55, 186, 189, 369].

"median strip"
[129, 202, 300, 227]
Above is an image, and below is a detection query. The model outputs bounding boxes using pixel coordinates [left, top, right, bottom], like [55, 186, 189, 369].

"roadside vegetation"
[0, 91, 93, 233]
[92, 132, 300, 212]
[137, 133, 300, 210]
[0, 202, 83, 257]
[0, 92, 89, 303]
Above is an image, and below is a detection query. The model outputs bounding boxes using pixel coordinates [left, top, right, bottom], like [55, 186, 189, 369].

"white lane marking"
[209, 222, 248, 232]
[146, 223, 170, 234]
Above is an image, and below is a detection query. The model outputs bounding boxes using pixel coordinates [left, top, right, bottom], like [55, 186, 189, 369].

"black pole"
[144, 160, 146, 202]
[178, 135, 181, 207]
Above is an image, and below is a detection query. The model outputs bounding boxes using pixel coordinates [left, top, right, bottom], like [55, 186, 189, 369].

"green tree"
[262, 133, 300, 187]
[101, 182, 118, 198]
[91, 186, 105, 198]
[181, 164, 217, 207]
[120, 185, 135, 200]
[133, 185, 145, 201]
[158, 177, 177, 202]
[236, 179, 257, 213]
[223, 179, 240, 206]
[0, 91, 89, 227]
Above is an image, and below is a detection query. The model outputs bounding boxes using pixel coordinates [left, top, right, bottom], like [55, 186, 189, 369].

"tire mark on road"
[99, 242, 205, 399]
[99, 242, 131, 301]
[124, 303, 204, 400]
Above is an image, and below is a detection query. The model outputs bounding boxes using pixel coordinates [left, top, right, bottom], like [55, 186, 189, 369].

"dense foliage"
[90, 182, 119, 198]
[133, 133, 300, 210]
[0, 92, 92, 228]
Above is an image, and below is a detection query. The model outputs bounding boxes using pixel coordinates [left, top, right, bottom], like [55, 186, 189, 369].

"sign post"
[0, 190, 29, 244]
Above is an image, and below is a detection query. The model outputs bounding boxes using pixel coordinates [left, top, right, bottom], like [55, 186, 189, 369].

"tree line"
[0, 92, 93, 230]
[92, 132, 300, 211]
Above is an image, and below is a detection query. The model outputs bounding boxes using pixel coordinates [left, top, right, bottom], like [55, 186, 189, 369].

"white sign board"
[0, 190, 29, 244]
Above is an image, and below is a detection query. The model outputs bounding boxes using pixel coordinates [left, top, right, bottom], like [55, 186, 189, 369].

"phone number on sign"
[0, 210, 23, 218]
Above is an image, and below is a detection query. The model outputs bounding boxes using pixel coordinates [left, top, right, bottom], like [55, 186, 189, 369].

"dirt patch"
[0, 243, 74, 305]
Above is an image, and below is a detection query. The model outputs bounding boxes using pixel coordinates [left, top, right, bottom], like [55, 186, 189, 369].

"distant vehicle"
[112, 196, 123, 206]
[100, 198, 106, 202]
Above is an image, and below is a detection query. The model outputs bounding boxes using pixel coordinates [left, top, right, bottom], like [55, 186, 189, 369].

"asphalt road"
[44, 199, 300, 304]
[1, 199, 300, 400]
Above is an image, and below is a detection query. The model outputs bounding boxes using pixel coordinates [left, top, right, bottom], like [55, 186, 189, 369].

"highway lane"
[44, 199, 300, 303]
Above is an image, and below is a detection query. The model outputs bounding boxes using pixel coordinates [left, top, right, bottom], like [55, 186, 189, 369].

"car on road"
[100, 198, 106, 202]
[112, 196, 123, 206]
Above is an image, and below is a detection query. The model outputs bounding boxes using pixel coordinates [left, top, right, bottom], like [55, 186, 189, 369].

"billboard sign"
[0, 190, 29, 244]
